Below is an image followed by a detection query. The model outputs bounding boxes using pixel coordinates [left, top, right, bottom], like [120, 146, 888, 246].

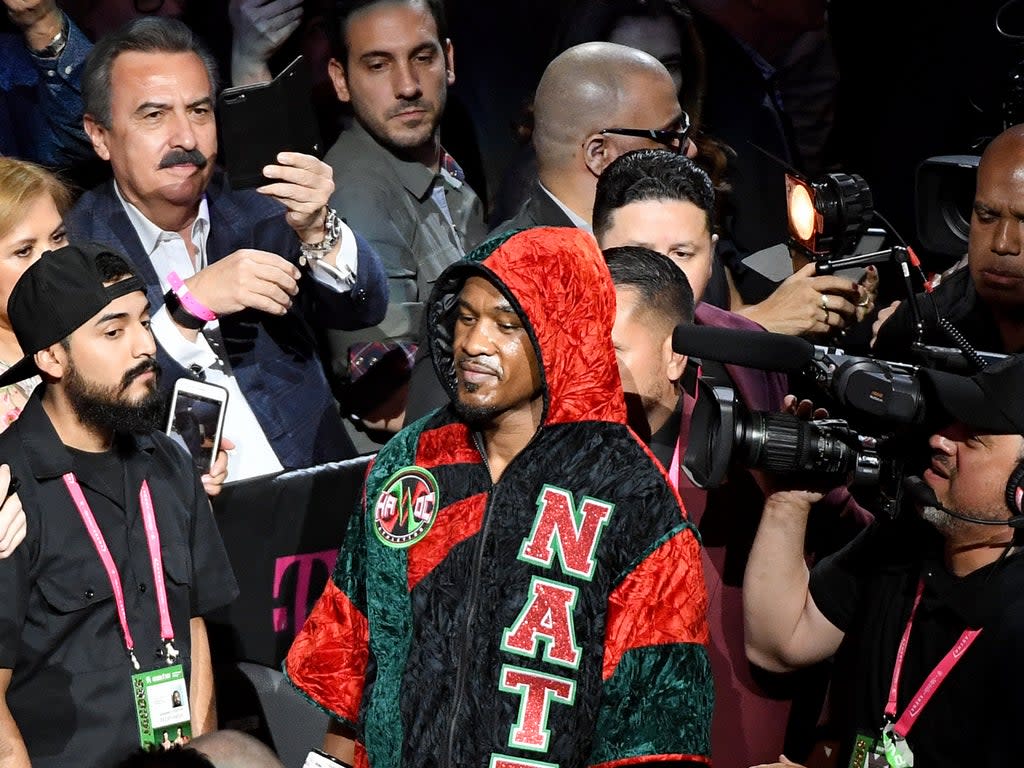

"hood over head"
[427, 226, 626, 428]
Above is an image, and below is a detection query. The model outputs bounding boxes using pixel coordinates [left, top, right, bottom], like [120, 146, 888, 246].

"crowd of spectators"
[1, 1, 1022, 767]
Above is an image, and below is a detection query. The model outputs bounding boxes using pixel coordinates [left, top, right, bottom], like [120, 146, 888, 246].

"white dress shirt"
[115, 184, 359, 482]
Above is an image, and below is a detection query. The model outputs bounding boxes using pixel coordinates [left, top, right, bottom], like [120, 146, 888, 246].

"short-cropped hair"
[604, 244, 694, 329]
[593, 149, 715, 241]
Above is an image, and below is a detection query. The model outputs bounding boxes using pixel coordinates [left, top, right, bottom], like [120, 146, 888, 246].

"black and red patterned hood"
[426, 226, 626, 428]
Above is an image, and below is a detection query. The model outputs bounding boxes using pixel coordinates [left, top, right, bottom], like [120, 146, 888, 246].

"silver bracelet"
[298, 207, 343, 266]
[30, 11, 69, 60]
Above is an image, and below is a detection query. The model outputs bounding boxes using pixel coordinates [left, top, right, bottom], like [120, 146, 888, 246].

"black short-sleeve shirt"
[0, 393, 238, 768]
[809, 516, 1024, 768]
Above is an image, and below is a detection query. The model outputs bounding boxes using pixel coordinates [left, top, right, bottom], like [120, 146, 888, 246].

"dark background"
[9, 0, 1024, 265]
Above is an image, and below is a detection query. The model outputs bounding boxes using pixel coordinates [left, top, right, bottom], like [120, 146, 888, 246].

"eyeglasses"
[598, 113, 692, 154]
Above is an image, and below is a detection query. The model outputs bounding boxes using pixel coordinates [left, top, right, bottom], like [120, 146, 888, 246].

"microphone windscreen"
[671, 324, 815, 372]
[903, 475, 940, 508]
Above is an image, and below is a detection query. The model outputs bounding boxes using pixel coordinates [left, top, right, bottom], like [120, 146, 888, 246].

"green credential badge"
[133, 664, 192, 750]
[373, 466, 440, 548]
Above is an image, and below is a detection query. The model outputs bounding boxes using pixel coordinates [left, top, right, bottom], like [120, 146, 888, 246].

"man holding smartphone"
[67, 17, 389, 482]
[0, 243, 237, 767]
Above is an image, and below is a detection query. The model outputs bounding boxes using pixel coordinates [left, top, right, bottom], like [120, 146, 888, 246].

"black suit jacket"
[485, 181, 576, 242]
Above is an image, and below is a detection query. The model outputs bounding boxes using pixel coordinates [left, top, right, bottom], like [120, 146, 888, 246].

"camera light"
[787, 177, 818, 243]
[785, 171, 873, 257]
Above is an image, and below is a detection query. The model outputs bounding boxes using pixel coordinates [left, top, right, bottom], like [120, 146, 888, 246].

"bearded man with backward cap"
[286, 226, 713, 768]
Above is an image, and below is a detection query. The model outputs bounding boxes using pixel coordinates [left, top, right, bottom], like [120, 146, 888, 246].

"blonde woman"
[0, 158, 71, 559]
[0, 157, 71, 424]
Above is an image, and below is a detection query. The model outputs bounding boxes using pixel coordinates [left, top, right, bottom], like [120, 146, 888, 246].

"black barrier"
[205, 455, 373, 668]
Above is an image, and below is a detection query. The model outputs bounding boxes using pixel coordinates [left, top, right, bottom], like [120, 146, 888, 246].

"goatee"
[65, 358, 166, 435]
[453, 399, 500, 430]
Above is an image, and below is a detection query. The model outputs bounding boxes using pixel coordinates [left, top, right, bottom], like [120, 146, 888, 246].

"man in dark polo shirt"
[0, 244, 237, 768]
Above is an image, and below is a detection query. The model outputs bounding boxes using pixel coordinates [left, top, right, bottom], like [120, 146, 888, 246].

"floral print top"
[0, 360, 38, 432]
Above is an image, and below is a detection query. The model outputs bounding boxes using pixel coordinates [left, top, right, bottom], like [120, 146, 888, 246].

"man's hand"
[323, 718, 357, 765]
[782, 394, 828, 421]
[738, 262, 865, 337]
[0, 465, 25, 561]
[201, 437, 234, 498]
[229, 0, 303, 86]
[870, 299, 901, 349]
[4, 0, 62, 51]
[258, 152, 336, 246]
[183, 248, 300, 318]
[855, 265, 879, 323]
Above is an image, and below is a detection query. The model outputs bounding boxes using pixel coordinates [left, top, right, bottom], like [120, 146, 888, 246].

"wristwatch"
[30, 12, 69, 60]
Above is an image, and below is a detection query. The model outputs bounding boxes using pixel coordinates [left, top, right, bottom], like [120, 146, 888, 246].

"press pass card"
[132, 664, 192, 749]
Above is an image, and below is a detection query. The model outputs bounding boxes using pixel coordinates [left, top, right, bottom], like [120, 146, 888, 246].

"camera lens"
[737, 412, 855, 477]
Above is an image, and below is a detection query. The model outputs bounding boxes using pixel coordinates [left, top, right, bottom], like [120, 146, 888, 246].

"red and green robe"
[287, 228, 713, 768]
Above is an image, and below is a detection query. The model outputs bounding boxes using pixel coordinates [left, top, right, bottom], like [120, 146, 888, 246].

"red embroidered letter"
[519, 485, 613, 580]
[501, 576, 581, 669]
[489, 756, 559, 768]
[498, 665, 576, 752]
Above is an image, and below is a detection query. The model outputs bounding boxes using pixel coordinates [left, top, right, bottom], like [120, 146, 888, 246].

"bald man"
[873, 122, 1024, 360]
[405, 42, 696, 423]
[490, 41, 695, 236]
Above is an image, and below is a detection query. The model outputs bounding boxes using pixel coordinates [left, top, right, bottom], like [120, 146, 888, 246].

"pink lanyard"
[885, 579, 982, 738]
[62, 473, 177, 670]
[669, 433, 682, 491]
[667, 382, 700, 495]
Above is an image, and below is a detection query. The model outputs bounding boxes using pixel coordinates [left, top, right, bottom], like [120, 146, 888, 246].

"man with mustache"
[320, 0, 487, 448]
[873, 123, 1024, 361]
[0, 244, 237, 768]
[66, 17, 389, 481]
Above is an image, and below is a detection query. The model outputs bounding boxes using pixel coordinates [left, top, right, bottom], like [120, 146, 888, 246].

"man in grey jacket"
[322, 0, 486, 445]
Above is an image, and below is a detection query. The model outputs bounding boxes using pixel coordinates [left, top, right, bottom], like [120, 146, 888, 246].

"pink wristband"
[167, 271, 217, 322]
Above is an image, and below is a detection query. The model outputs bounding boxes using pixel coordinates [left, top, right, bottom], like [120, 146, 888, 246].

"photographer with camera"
[744, 354, 1024, 768]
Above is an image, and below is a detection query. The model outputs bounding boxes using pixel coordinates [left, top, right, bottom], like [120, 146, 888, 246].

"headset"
[904, 456, 1024, 529]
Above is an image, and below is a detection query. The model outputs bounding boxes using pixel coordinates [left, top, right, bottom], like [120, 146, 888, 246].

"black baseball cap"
[919, 354, 1024, 435]
[0, 243, 146, 388]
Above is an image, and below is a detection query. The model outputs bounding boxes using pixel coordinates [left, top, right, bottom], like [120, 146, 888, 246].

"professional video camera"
[676, 325, 1011, 516]
[677, 161, 1008, 516]
[674, 326, 939, 517]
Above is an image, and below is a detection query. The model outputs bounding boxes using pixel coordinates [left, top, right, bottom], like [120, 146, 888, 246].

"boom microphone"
[671, 325, 816, 372]
[903, 475, 1024, 528]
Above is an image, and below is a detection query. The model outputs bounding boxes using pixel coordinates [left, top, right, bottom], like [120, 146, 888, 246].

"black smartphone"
[166, 379, 229, 475]
[217, 55, 322, 189]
